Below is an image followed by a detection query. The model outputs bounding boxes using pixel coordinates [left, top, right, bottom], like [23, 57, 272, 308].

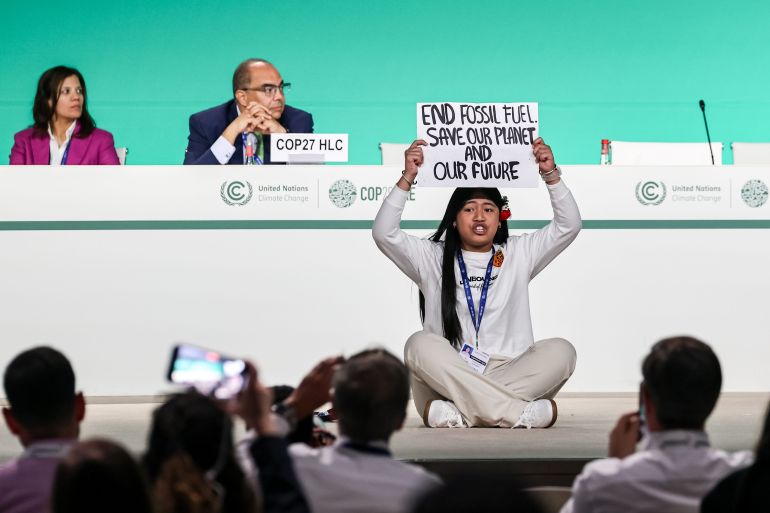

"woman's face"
[53, 75, 83, 121]
[455, 197, 500, 252]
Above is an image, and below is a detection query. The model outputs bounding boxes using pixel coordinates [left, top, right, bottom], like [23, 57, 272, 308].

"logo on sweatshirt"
[329, 179, 357, 208]
[493, 249, 504, 267]
[740, 180, 768, 208]
[635, 181, 666, 206]
[220, 180, 253, 206]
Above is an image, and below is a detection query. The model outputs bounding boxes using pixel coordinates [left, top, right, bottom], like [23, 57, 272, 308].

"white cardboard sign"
[416, 102, 540, 188]
[270, 133, 349, 163]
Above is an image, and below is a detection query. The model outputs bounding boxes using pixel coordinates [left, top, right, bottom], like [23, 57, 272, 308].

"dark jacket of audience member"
[52, 438, 152, 513]
[702, 402, 770, 512]
[143, 392, 257, 513]
[0, 346, 85, 513]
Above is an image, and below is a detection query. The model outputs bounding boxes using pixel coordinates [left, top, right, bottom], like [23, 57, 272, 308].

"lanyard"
[60, 141, 71, 165]
[241, 132, 263, 165]
[457, 249, 495, 348]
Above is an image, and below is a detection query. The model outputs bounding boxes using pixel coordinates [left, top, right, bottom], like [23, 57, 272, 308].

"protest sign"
[416, 102, 540, 188]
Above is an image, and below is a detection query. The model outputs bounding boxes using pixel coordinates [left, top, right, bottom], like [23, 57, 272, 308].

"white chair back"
[116, 147, 128, 165]
[731, 142, 770, 166]
[609, 141, 723, 165]
[379, 142, 410, 166]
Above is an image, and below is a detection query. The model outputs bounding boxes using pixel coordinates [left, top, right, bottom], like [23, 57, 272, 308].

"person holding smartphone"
[561, 337, 753, 513]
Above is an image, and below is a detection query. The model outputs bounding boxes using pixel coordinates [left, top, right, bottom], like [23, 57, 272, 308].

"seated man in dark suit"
[184, 58, 313, 165]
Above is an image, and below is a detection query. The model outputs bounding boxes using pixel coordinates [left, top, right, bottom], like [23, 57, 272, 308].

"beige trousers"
[404, 330, 577, 427]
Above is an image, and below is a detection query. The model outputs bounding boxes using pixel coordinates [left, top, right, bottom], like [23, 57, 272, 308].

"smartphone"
[638, 382, 648, 441]
[167, 343, 247, 400]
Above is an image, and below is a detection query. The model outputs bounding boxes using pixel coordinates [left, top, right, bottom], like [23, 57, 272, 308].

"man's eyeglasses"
[240, 82, 291, 97]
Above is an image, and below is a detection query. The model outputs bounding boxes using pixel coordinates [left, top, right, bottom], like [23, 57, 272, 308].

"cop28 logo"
[329, 179, 357, 208]
[635, 181, 667, 206]
[740, 179, 768, 208]
[220, 181, 253, 206]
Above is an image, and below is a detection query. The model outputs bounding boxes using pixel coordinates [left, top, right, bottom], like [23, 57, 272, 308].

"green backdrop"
[2, 0, 769, 165]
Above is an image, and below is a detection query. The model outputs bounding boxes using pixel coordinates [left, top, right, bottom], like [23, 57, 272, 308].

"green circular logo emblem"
[220, 180, 253, 206]
[329, 179, 357, 208]
[740, 179, 768, 208]
[635, 181, 666, 206]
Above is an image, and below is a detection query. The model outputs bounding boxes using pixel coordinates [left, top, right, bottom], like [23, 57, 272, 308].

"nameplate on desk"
[271, 134, 349, 163]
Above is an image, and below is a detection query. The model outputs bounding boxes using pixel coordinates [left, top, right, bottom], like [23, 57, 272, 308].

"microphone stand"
[699, 99, 715, 165]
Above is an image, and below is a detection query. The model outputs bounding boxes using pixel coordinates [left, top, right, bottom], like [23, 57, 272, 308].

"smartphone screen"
[167, 343, 247, 400]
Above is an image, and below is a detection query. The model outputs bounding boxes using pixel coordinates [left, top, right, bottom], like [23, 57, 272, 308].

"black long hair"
[32, 66, 96, 137]
[143, 392, 256, 513]
[419, 187, 509, 348]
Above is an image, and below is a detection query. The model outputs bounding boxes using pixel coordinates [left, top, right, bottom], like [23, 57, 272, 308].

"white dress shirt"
[209, 106, 264, 165]
[48, 121, 76, 165]
[560, 430, 753, 513]
[289, 437, 441, 513]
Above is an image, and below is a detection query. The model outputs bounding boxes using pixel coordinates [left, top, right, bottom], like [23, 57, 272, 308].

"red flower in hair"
[499, 196, 511, 221]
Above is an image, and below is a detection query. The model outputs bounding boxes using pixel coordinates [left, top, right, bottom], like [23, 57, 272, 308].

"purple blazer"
[9, 121, 120, 165]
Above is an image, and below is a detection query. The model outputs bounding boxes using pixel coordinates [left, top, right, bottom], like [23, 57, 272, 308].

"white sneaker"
[423, 400, 466, 428]
[514, 399, 557, 429]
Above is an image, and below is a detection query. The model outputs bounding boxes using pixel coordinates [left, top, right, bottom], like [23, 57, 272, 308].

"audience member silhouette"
[51, 438, 152, 513]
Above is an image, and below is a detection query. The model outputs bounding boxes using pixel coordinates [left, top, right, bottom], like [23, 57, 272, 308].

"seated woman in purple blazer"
[10, 66, 119, 165]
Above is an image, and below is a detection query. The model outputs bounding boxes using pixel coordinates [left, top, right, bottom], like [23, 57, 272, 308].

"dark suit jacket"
[183, 99, 313, 165]
[249, 436, 310, 513]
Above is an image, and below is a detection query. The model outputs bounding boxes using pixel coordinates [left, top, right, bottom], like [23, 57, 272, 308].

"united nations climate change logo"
[329, 179, 357, 208]
[740, 179, 768, 208]
[635, 181, 667, 206]
[220, 180, 253, 206]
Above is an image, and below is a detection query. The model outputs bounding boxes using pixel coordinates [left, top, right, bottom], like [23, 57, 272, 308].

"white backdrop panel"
[1, 166, 769, 394]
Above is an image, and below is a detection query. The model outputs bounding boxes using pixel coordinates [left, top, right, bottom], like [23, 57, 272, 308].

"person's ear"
[74, 392, 86, 423]
[2, 407, 22, 436]
[640, 382, 650, 407]
[234, 90, 248, 107]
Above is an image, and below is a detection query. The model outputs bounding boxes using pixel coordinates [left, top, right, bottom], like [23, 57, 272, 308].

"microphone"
[699, 99, 715, 165]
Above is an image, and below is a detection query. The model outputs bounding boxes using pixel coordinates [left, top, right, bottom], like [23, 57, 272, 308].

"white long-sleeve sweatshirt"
[372, 180, 581, 359]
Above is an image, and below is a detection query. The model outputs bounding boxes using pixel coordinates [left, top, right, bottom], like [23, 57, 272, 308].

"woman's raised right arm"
[372, 140, 429, 284]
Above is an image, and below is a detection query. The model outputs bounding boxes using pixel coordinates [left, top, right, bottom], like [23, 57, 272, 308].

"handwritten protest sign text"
[416, 102, 540, 188]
